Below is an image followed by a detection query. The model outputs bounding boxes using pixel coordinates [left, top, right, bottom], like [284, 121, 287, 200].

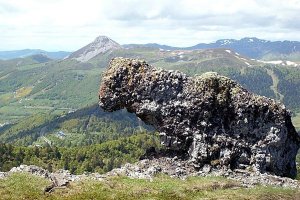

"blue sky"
[0, 0, 300, 51]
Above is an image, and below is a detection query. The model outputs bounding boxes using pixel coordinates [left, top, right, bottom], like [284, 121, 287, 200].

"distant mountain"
[0, 54, 53, 72]
[27, 54, 53, 63]
[188, 37, 300, 60]
[67, 36, 122, 62]
[0, 49, 70, 60]
[123, 43, 178, 50]
[2, 37, 299, 62]
[124, 37, 300, 61]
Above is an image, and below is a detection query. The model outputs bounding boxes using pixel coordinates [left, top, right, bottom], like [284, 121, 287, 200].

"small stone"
[202, 164, 212, 173]
[0, 172, 7, 179]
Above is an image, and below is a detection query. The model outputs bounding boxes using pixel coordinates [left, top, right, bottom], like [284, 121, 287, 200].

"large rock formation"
[99, 57, 300, 178]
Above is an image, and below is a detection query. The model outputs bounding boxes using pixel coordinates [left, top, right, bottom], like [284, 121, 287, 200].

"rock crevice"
[99, 57, 300, 178]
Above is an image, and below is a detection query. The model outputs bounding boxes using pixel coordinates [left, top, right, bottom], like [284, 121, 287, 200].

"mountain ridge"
[124, 37, 300, 61]
[2, 36, 300, 62]
[0, 49, 70, 60]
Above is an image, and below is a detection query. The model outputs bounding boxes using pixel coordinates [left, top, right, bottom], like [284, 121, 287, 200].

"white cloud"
[0, 0, 299, 51]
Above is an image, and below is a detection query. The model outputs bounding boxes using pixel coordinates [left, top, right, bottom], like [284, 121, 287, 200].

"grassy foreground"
[0, 173, 299, 200]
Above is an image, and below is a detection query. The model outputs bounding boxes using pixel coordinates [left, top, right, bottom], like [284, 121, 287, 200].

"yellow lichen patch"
[0, 93, 13, 102]
[15, 87, 33, 98]
[292, 113, 300, 130]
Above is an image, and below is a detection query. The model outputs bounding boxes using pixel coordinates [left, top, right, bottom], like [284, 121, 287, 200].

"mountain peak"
[240, 37, 269, 43]
[68, 35, 122, 62]
[216, 39, 236, 45]
[93, 35, 112, 43]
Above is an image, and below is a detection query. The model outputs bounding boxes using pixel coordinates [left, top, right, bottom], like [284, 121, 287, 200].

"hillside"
[1, 36, 300, 144]
[1, 37, 300, 200]
[0, 104, 153, 146]
[0, 132, 159, 174]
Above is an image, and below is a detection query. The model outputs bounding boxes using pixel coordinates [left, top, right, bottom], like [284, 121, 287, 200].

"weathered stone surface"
[106, 156, 300, 188]
[99, 57, 300, 178]
[107, 157, 195, 180]
[3, 162, 300, 189]
[10, 165, 50, 178]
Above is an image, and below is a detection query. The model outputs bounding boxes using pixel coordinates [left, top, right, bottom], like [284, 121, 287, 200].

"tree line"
[0, 132, 160, 174]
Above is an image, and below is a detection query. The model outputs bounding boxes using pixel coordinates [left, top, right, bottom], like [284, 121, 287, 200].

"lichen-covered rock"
[99, 57, 300, 178]
[105, 157, 300, 188]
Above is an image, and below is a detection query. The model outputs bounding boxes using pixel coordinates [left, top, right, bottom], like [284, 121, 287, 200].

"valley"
[1, 44, 300, 123]
[0, 36, 300, 175]
[2, 0, 300, 198]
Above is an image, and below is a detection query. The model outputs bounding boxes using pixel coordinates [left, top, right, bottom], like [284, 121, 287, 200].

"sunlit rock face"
[99, 57, 300, 178]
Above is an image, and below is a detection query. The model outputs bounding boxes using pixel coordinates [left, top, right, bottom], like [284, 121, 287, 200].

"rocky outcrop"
[107, 156, 196, 180]
[99, 57, 300, 178]
[2, 163, 300, 189]
[107, 157, 300, 188]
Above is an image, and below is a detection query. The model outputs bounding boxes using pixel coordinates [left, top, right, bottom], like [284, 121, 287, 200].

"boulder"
[10, 165, 50, 178]
[99, 57, 300, 178]
[0, 172, 7, 179]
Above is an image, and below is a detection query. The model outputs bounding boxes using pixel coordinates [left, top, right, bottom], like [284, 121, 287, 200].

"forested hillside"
[1, 46, 300, 143]
[1, 39, 300, 176]
[0, 133, 160, 174]
[0, 104, 153, 146]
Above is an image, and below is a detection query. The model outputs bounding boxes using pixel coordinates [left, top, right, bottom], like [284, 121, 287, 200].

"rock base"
[1, 162, 299, 190]
[109, 157, 300, 188]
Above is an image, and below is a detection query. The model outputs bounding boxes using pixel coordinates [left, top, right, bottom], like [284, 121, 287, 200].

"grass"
[0, 173, 299, 200]
[266, 68, 284, 102]
[15, 86, 33, 98]
[0, 173, 50, 199]
[0, 104, 58, 124]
